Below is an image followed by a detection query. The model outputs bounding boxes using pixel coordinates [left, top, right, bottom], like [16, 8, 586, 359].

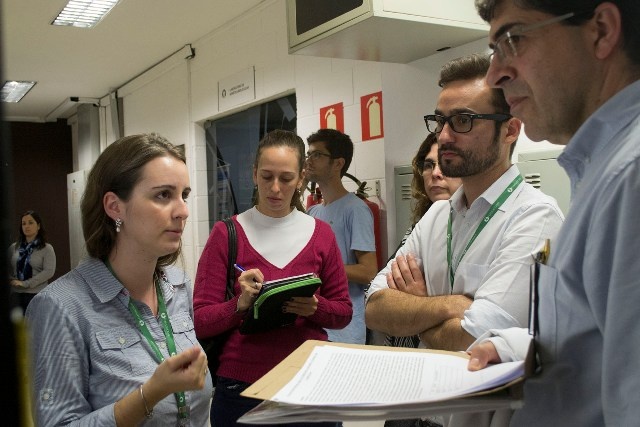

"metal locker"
[517, 148, 571, 216]
[394, 165, 414, 248]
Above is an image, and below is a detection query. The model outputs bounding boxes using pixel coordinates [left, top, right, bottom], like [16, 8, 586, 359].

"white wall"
[379, 62, 435, 254]
[118, 0, 560, 278]
[190, 0, 389, 275]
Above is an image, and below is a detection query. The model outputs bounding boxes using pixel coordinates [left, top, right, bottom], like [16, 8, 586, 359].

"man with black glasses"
[365, 54, 564, 427]
[466, 1, 640, 426]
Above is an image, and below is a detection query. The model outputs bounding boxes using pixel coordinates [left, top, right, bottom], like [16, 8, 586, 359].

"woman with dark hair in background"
[26, 133, 212, 426]
[194, 129, 351, 426]
[8, 210, 56, 313]
[383, 133, 461, 427]
[385, 132, 462, 348]
[408, 133, 462, 237]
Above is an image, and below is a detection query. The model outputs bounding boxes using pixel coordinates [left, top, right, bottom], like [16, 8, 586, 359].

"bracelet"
[139, 385, 153, 419]
[235, 300, 248, 314]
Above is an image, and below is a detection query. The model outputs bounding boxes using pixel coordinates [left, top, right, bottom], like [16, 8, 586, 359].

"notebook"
[239, 273, 322, 334]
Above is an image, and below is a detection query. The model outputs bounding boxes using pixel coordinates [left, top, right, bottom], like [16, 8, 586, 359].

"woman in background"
[384, 133, 462, 349]
[27, 133, 211, 426]
[194, 129, 351, 426]
[8, 210, 56, 312]
[383, 133, 461, 427]
[404, 132, 462, 241]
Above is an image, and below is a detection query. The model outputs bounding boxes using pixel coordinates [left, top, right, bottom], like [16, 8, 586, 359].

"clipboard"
[239, 273, 321, 334]
[238, 340, 530, 424]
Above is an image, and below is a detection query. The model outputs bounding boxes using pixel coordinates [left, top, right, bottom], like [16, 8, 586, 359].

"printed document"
[272, 345, 524, 406]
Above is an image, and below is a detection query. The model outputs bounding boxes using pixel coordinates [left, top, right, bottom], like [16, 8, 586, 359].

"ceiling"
[2, 0, 266, 122]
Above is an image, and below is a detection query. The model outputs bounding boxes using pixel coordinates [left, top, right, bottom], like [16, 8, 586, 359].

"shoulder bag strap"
[223, 218, 237, 300]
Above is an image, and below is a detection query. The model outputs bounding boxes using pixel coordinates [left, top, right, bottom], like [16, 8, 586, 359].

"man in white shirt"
[365, 54, 564, 426]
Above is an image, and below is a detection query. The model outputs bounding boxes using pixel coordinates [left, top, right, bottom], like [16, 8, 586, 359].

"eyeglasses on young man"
[423, 113, 512, 134]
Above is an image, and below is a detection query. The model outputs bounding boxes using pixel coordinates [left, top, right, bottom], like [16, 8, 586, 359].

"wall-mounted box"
[287, 0, 489, 63]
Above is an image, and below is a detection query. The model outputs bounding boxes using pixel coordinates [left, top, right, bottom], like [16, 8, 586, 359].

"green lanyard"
[106, 262, 189, 423]
[446, 174, 523, 289]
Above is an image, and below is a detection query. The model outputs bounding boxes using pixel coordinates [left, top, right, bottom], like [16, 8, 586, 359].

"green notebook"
[239, 273, 321, 334]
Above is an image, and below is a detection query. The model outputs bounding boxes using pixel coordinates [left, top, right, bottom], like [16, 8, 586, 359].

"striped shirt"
[26, 257, 212, 426]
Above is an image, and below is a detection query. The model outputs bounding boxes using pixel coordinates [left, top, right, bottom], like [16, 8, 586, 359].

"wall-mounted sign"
[361, 91, 384, 141]
[319, 102, 344, 132]
[218, 67, 255, 111]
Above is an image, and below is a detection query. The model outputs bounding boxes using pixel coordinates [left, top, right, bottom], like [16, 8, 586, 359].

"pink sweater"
[193, 215, 352, 384]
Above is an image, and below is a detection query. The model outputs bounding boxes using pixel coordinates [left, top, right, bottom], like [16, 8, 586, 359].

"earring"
[115, 218, 123, 233]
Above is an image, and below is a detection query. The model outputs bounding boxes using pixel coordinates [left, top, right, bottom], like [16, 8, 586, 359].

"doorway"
[204, 94, 297, 228]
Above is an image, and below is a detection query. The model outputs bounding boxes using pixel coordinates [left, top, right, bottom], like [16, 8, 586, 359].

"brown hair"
[307, 128, 354, 177]
[439, 53, 516, 156]
[16, 210, 47, 249]
[410, 134, 439, 226]
[253, 130, 306, 212]
[81, 133, 186, 267]
[438, 53, 510, 115]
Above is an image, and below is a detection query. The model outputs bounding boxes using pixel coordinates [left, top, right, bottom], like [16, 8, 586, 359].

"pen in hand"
[234, 264, 262, 290]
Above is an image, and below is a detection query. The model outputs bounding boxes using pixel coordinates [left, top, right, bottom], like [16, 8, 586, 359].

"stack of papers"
[238, 341, 526, 424]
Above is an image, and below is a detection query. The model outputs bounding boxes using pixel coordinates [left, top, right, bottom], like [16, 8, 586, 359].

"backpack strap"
[222, 218, 237, 300]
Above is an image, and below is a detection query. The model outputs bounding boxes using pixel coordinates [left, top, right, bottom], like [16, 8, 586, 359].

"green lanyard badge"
[446, 174, 523, 289]
[106, 262, 190, 423]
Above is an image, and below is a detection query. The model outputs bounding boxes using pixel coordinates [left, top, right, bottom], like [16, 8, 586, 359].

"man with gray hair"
[468, 1, 640, 425]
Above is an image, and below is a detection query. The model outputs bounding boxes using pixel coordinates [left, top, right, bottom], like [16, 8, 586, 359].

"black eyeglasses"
[490, 12, 576, 61]
[416, 159, 439, 173]
[424, 113, 512, 134]
[305, 151, 332, 161]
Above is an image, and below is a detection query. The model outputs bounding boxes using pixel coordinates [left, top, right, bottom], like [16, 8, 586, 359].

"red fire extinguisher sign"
[361, 91, 384, 141]
[320, 102, 344, 132]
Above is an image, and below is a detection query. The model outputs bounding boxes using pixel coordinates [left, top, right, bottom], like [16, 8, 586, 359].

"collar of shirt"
[76, 258, 179, 304]
[559, 79, 640, 185]
[449, 164, 523, 215]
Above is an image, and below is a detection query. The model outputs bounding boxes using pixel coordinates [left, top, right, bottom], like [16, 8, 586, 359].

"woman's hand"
[283, 295, 318, 317]
[236, 269, 263, 313]
[149, 346, 209, 393]
[115, 346, 208, 425]
[10, 279, 24, 288]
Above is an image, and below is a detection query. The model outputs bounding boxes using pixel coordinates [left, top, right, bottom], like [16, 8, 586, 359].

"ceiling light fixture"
[1, 81, 37, 103]
[51, 0, 120, 28]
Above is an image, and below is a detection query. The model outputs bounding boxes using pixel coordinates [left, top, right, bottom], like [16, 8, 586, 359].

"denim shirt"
[27, 258, 212, 426]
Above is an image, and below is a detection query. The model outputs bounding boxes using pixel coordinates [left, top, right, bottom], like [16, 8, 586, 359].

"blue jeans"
[211, 376, 341, 427]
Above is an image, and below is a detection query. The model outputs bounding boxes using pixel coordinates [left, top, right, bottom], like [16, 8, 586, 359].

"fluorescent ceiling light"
[1, 81, 37, 103]
[51, 0, 120, 28]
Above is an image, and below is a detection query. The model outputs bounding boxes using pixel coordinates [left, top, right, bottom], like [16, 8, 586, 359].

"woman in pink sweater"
[194, 129, 352, 426]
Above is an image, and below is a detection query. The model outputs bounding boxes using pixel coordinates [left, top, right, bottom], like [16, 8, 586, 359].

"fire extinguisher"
[306, 182, 323, 208]
[346, 174, 383, 270]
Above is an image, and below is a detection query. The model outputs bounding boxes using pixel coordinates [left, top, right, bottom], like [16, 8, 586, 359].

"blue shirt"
[513, 79, 640, 426]
[26, 258, 212, 426]
[308, 193, 376, 344]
